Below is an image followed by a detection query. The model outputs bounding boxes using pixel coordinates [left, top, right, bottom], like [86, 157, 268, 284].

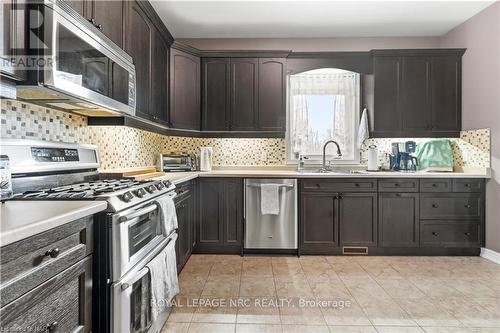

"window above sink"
[286, 68, 361, 165]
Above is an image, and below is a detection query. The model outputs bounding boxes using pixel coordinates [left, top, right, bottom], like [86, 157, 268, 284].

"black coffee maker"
[389, 141, 418, 172]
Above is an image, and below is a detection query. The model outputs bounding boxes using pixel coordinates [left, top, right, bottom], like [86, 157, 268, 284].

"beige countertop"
[150, 167, 491, 184]
[0, 200, 108, 246]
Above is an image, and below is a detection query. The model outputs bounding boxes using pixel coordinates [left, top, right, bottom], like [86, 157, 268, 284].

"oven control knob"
[155, 182, 165, 190]
[133, 188, 146, 198]
[120, 191, 134, 202]
[162, 180, 171, 188]
[145, 185, 156, 193]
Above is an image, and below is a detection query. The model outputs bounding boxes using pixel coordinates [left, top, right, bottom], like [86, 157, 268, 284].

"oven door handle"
[119, 203, 158, 222]
[118, 234, 176, 291]
[120, 267, 149, 291]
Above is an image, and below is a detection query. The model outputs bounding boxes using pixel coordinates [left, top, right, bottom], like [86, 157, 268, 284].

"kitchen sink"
[313, 168, 365, 174]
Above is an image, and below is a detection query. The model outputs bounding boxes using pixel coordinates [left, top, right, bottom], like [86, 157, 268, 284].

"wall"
[441, 2, 500, 252]
[178, 37, 440, 51]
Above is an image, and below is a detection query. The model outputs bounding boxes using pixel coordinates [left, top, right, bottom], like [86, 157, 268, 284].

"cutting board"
[100, 166, 164, 179]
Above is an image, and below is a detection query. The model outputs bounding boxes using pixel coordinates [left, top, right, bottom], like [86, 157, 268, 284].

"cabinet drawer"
[420, 221, 481, 247]
[301, 179, 377, 192]
[378, 179, 419, 192]
[452, 179, 484, 193]
[0, 216, 92, 307]
[420, 179, 452, 192]
[420, 193, 483, 220]
[0, 256, 92, 332]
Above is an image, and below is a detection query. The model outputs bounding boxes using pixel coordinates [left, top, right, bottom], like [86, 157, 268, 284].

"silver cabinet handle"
[119, 203, 158, 222]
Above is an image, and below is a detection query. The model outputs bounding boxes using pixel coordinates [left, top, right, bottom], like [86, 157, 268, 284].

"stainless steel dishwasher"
[244, 179, 298, 250]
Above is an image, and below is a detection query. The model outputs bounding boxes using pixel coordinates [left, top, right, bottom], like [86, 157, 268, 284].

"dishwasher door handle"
[246, 184, 294, 189]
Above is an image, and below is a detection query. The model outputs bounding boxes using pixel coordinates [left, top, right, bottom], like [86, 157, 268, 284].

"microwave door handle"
[119, 203, 158, 222]
[120, 267, 149, 291]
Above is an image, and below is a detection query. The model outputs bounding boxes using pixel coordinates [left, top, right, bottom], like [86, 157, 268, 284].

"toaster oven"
[158, 153, 195, 172]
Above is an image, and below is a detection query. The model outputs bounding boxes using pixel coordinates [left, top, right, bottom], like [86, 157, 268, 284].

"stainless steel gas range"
[2, 139, 178, 333]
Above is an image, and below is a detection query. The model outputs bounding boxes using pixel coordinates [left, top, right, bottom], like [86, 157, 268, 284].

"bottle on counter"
[0, 155, 13, 200]
[297, 155, 307, 172]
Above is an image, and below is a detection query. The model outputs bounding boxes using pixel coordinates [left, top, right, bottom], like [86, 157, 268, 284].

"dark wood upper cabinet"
[230, 58, 259, 131]
[401, 56, 431, 132]
[92, 1, 124, 47]
[62, 1, 123, 47]
[372, 49, 464, 138]
[124, 1, 153, 120]
[379, 193, 420, 247]
[170, 48, 201, 130]
[258, 58, 286, 131]
[202, 58, 231, 131]
[300, 192, 339, 254]
[431, 55, 461, 132]
[201, 56, 286, 134]
[339, 193, 377, 247]
[63, 0, 86, 16]
[373, 56, 401, 135]
[151, 30, 170, 125]
[1, 0, 26, 81]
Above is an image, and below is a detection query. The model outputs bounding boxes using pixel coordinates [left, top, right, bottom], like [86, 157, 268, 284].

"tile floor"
[161, 255, 500, 333]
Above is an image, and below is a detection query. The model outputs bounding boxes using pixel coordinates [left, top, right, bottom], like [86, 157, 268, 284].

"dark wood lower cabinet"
[339, 193, 377, 247]
[300, 192, 339, 254]
[175, 181, 194, 272]
[0, 256, 92, 333]
[195, 178, 243, 254]
[378, 193, 420, 247]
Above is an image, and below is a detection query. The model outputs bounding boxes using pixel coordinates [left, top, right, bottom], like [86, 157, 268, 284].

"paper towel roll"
[367, 145, 378, 171]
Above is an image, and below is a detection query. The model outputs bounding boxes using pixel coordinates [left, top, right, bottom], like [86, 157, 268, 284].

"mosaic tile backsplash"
[360, 128, 491, 169]
[0, 99, 491, 170]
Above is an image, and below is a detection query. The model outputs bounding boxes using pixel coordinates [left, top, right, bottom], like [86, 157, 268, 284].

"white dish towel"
[146, 233, 179, 322]
[156, 194, 178, 236]
[357, 107, 369, 149]
[260, 184, 280, 215]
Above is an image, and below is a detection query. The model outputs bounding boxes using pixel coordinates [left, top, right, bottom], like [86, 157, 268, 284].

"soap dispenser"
[297, 155, 307, 172]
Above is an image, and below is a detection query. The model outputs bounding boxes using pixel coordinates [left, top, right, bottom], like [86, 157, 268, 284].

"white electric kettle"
[199, 147, 213, 171]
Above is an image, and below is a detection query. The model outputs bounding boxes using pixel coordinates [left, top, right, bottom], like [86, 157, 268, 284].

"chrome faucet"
[322, 140, 342, 171]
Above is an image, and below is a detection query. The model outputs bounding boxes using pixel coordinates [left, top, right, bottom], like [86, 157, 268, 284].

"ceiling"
[150, 1, 495, 38]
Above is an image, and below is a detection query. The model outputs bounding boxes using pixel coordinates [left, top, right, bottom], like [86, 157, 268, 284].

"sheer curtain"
[289, 69, 359, 161]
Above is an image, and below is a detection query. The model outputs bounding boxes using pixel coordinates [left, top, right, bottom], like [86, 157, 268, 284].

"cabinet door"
[223, 178, 243, 246]
[401, 56, 431, 132]
[373, 56, 401, 135]
[0, 257, 92, 333]
[230, 58, 258, 131]
[258, 58, 286, 131]
[151, 30, 169, 125]
[197, 179, 224, 247]
[170, 48, 201, 130]
[1, 0, 26, 81]
[300, 192, 339, 253]
[379, 193, 419, 247]
[431, 55, 461, 132]
[202, 58, 231, 131]
[63, 0, 86, 17]
[175, 194, 191, 271]
[93, 0, 123, 47]
[124, 1, 152, 120]
[339, 193, 377, 247]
